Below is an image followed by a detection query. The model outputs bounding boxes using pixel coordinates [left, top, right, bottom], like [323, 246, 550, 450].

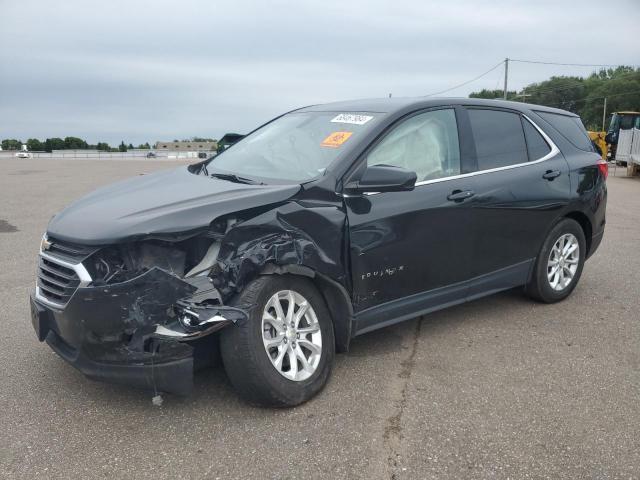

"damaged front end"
[31, 234, 248, 395]
[30, 164, 352, 396]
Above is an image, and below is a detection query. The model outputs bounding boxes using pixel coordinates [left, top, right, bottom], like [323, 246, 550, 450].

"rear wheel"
[526, 218, 586, 303]
[220, 275, 335, 407]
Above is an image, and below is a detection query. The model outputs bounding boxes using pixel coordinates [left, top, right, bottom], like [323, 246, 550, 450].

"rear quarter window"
[535, 111, 594, 152]
[522, 118, 551, 160]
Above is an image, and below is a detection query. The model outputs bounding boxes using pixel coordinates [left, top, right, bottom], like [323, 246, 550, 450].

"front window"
[366, 108, 460, 181]
[209, 112, 382, 182]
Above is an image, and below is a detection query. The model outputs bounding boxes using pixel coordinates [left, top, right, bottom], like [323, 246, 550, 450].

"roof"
[613, 111, 640, 115]
[297, 97, 578, 117]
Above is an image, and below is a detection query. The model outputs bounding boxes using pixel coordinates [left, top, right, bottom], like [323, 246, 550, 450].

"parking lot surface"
[1, 158, 638, 479]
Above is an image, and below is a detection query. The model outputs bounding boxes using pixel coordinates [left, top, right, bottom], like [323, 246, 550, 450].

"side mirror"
[345, 164, 417, 193]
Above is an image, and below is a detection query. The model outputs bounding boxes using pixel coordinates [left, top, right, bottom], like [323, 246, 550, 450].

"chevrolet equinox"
[30, 98, 607, 406]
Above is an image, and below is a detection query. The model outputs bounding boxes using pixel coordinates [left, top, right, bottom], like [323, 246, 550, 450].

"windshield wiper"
[209, 172, 263, 185]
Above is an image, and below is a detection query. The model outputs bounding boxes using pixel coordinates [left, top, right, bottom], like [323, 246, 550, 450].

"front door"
[344, 107, 478, 330]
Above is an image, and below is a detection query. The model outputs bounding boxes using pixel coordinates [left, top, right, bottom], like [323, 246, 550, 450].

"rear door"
[461, 107, 571, 293]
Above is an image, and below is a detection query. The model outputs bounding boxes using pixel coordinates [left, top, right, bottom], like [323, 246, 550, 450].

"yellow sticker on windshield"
[321, 131, 353, 148]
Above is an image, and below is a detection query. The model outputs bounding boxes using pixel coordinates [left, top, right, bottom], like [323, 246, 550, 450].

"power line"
[572, 90, 640, 103]
[422, 58, 639, 100]
[510, 59, 639, 68]
[423, 60, 505, 97]
[506, 70, 640, 99]
[524, 89, 640, 109]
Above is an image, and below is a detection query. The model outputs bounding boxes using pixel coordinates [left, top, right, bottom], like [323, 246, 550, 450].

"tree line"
[469, 66, 640, 130]
[0, 137, 216, 152]
[0, 137, 153, 152]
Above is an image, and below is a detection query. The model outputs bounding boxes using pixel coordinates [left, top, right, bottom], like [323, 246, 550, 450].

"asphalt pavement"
[1, 158, 638, 479]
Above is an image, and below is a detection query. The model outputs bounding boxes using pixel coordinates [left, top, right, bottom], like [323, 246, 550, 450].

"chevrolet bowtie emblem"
[41, 236, 52, 251]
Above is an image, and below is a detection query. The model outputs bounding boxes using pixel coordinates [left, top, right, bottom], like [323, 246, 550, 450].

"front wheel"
[220, 275, 335, 407]
[526, 218, 586, 303]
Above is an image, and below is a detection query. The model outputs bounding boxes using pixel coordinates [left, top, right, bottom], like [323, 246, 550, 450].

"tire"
[526, 218, 586, 303]
[220, 275, 335, 407]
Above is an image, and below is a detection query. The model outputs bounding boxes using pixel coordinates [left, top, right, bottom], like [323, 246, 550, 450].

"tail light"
[597, 161, 608, 180]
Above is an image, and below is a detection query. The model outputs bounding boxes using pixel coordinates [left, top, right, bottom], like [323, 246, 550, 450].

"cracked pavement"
[1, 158, 639, 479]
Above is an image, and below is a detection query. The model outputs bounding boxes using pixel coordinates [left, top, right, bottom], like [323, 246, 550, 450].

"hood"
[47, 166, 301, 245]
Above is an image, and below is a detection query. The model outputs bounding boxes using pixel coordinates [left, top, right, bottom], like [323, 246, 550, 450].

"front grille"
[36, 237, 95, 307]
[37, 256, 82, 306]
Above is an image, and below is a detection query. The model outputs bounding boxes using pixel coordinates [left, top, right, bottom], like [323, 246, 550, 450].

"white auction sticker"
[331, 114, 374, 125]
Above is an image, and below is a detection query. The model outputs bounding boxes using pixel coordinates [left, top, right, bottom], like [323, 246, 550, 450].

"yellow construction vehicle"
[588, 130, 608, 160]
[589, 111, 640, 163]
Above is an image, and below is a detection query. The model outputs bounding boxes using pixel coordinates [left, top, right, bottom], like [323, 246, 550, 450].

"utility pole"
[602, 97, 607, 132]
[503, 58, 509, 100]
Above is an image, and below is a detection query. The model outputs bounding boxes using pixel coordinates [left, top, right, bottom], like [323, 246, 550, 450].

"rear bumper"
[587, 230, 604, 259]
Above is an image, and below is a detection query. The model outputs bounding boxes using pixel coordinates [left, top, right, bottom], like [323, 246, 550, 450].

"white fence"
[0, 150, 215, 160]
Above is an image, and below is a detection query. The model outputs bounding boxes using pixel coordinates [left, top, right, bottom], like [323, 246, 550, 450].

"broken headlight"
[84, 238, 220, 286]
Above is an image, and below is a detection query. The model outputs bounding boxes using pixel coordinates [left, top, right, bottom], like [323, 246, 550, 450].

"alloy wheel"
[261, 290, 322, 381]
[547, 233, 580, 291]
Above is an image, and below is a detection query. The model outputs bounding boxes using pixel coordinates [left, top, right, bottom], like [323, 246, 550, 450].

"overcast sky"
[1, 0, 638, 145]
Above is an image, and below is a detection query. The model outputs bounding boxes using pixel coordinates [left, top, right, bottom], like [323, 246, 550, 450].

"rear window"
[535, 111, 594, 152]
[467, 109, 528, 170]
[522, 118, 552, 160]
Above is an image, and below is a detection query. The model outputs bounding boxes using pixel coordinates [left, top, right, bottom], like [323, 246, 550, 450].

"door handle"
[542, 170, 561, 180]
[447, 189, 475, 202]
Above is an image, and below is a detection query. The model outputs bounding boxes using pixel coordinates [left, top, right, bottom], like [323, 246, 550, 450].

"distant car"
[30, 97, 607, 406]
[198, 152, 208, 159]
[15, 152, 31, 158]
[146, 152, 157, 158]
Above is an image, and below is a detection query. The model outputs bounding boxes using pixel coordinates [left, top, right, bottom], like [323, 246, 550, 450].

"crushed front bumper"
[30, 268, 248, 395]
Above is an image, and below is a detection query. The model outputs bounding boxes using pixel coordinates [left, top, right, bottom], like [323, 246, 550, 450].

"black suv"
[30, 98, 607, 406]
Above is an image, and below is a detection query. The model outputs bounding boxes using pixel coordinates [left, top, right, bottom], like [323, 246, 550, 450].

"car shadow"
[33, 287, 531, 407]
[346, 287, 529, 358]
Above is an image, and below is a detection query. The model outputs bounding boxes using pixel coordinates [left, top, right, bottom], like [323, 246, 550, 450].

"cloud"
[1, 0, 638, 144]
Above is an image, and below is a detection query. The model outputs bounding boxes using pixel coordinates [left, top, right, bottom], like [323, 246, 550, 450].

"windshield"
[208, 111, 382, 182]
[619, 115, 638, 130]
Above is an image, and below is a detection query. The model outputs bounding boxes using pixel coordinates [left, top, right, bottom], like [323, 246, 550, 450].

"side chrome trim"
[412, 114, 560, 187]
[341, 114, 560, 197]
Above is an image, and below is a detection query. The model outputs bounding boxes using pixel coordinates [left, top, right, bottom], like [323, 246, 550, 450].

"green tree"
[469, 66, 640, 131]
[469, 89, 516, 99]
[127, 143, 134, 149]
[1, 139, 23, 150]
[96, 142, 111, 151]
[44, 138, 65, 152]
[26, 138, 44, 151]
[580, 67, 640, 130]
[64, 136, 89, 150]
[521, 76, 586, 113]
[118, 141, 127, 152]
